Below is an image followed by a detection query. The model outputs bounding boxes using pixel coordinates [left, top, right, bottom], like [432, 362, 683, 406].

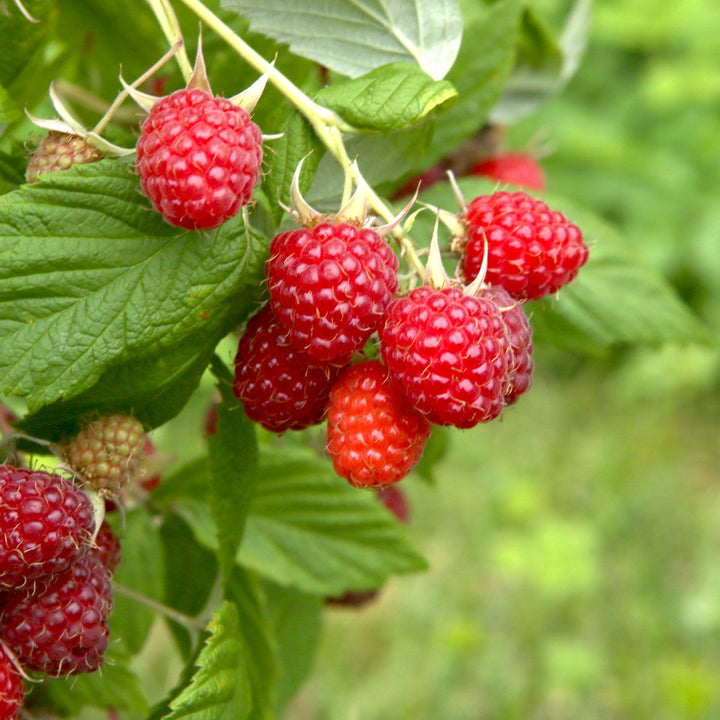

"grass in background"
[288, 363, 720, 720]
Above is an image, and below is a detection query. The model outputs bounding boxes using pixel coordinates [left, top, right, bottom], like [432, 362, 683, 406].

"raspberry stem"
[112, 581, 206, 631]
[171, 0, 426, 277]
[144, 0, 193, 80]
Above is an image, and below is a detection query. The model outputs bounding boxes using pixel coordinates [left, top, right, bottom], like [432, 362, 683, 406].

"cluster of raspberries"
[0, 414, 152, 718]
[233, 191, 588, 489]
[0, 465, 121, 718]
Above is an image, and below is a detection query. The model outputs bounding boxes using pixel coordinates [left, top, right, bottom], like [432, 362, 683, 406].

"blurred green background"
[282, 1, 720, 718]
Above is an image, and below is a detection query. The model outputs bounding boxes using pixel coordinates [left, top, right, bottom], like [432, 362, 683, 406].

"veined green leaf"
[316, 63, 457, 133]
[221, 0, 462, 80]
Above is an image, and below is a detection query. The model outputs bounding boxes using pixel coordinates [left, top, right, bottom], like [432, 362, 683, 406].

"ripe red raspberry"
[377, 485, 410, 523]
[266, 222, 399, 364]
[233, 305, 345, 432]
[25, 132, 103, 184]
[461, 191, 588, 300]
[484, 287, 534, 405]
[1, 555, 112, 676]
[0, 466, 94, 591]
[0, 644, 24, 720]
[379, 286, 509, 428]
[468, 152, 546, 191]
[90, 522, 122, 576]
[62, 414, 147, 496]
[135, 88, 263, 230]
[326, 361, 431, 488]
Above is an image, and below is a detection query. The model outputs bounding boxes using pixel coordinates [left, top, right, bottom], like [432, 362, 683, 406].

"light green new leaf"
[0, 160, 266, 426]
[0, 83, 20, 124]
[221, 0, 462, 80]
[316, 63, 457, 133]
[161, 602, 251, 720]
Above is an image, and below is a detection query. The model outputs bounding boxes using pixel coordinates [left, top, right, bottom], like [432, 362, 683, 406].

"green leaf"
[221, 0, 462, 80]
[225, 567, 279, 720]
[261, 111, 324, 225]
[0, 159, 267, 428]
[156, 450, 427, 595]
[240, 449, 427, 594]
[0, 83, 20, 124]
[110, 507, 166, 654]
[158, 601, 252, 720]
[161, 513, 219, 659]
[0, 149, 25, 195]
[316, 63, 457, 133]
[490, 7, 565, 124]
[430, 0, 523, 161]
[208, 377, 259, 585]
[530, 252, 713, 351]
[38, 646, 148, 714]
[0, 0, 53, 88]
[263, 581, 323, 713]
[414, 427, 448, 484]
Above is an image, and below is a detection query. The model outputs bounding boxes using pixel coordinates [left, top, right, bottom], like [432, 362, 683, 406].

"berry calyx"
[25, 132, 103, 183]
[136, 87, 263, 230]
[460, 191, 588, 299]
[62, 414, 147, 497]
[233, 305, 345, 432]
[468, 152, 546, 192]
[379, 285, 509, 428]
[266, 221, 399, 364]
[326, 361, 431, 488]
[1, 555, 112, 676]
[0, 644, 24, 720]
[0, 466, 95, 591]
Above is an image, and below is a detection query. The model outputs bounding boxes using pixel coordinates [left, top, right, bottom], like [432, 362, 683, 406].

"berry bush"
[0, 0, 710, 718]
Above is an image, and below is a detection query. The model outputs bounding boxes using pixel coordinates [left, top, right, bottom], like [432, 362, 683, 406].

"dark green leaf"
[208, 381, 259, 585]
[0, 0, 53, 88]
[155, 450, 427, 595]
[316, 63, 457, 133]
[260, 110, 324, 226]
[110, 507, 166, 654]
[161, 513, 219, 660]
[0, 159, 267, 431]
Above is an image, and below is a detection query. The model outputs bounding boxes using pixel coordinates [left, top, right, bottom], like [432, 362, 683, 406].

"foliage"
[0, 0, 715, 718]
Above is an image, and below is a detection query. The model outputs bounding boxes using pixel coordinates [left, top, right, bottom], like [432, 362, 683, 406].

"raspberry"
[377, 485, 410, 523]
[0, 466, 95, 591]
[135, 88, 263, 230]
[25, 132, 103, 184]
[379, 286, 509, 428]
[0, 644, 24, 720]
[62, 414, 147, 496]
[461, 191, 588, 300]
[485, 287, 534, 405]
[468, 152, 546, 191]
[326, 361, 431, 488]
[1, 555, 112, 676]
[90, 522, 122, 576]
[266, 222, 399, 364]
[233, 305, 345, 432]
